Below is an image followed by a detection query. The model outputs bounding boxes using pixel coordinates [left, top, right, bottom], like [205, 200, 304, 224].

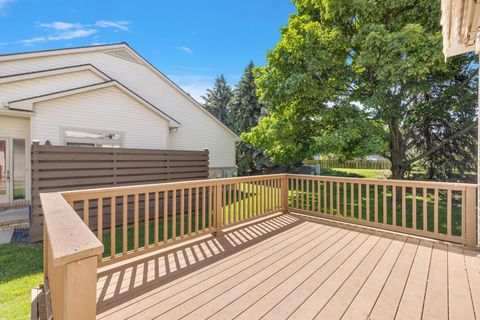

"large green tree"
[202, 75, 232, 125]
[228, 62, 271, 175]
[244, 0, 477, 179]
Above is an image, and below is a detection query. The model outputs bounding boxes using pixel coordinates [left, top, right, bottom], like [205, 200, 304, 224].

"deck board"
[96, 213, 480, 320]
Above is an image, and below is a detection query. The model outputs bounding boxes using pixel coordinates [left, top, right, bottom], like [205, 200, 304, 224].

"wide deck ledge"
[95, 212, 480, 320]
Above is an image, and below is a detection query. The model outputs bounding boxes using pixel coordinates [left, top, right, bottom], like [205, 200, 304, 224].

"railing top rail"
[59, 173, 476, 202]
[60, 174, 288, 200]
[41, 192, 103, 267]
[287, 174, 476, 189]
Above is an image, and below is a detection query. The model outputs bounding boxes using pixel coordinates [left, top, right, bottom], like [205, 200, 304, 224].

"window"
[62, 127, 123, 148]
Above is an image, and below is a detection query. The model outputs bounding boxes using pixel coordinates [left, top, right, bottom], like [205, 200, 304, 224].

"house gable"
[6, 80, 180, 128]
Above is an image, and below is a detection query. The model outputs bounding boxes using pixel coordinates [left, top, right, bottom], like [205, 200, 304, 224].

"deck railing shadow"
[95, 213, 303, 312]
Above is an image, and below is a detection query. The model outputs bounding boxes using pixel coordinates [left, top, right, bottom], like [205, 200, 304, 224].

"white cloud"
[1, 19, 131, 46]
[38, 21, 83, 30]
[95, 20, 130, 31]
[176, 46, 194, 55]
[47, 29, 97, 41]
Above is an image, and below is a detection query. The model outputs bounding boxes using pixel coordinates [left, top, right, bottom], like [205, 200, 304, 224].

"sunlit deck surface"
[95, 213, 480, 320]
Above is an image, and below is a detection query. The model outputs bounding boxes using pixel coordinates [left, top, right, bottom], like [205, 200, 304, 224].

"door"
[0, 139, 9, 204]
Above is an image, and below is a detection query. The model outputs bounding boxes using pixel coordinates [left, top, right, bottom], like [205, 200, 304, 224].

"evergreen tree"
[202, 75, 232, 125]
[228, 62, 270, 175]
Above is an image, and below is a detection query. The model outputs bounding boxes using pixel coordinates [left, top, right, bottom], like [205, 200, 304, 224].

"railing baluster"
[310, 179, 315, 212]
[412, 187, 417, 230]
[208, 186, 213, 229]
[324, 180, 327, 214]
[264, 179, 268, 213]
[392, 186, 396, 226]
[351, 183, 354, 217]
[383, 185, 387, 223]
[195, 187, 200, 233]
[246, 182, 250, 217]
[295, 178, 299, 209]
[241, 182, 246, 219]
[447, 189, 452, 236]
[402, 186, 406, 228]
[111, 196, 116, 258]
[256, 180, 259, 214]
[365, 183, 370, 221]
[97, 198, 103, 245]
[154, 192, 159, 244]
[123, 195, 128, 254]
[358, 184, 362, 219]
[330, 181, 334, 214]
[317, 180, 321, 214]
[306, 179, 310, 211]
[133, 194, 138, 250]
[434, 188, 439, 234]
[163, 190, 168, 242]
[423, 188, 427, 232]
[145, 193, 149, 247]
[233, 184, 237, 223]
[202, 187, 206, 231]
[172, 189, 177, 240]
[336, 181, 340, 215]
[180, 189, 185, 237]
[374, 184, 378, 223]
[233, 183, 237, 222]
[83, 199, 89, 226]
[270, 179, 274, 211]
[343, 182, 347, 217]
[188, 188, 192, 236]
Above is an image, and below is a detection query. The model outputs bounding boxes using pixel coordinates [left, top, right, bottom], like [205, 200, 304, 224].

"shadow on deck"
[95, 212, 480, 320]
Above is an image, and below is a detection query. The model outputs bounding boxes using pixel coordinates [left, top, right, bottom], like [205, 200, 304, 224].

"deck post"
[213, 183, 223, 236]
[282, 174, 289, 213]
[465, 186, 478, 248]
[63, 256, 98, 320]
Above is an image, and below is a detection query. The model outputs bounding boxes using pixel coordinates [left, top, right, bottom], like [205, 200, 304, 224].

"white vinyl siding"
[31, 86, 170, 149]
[0, 70, 104, 103]
[0, 115, 30, 139]
[0, 50, 237, 169]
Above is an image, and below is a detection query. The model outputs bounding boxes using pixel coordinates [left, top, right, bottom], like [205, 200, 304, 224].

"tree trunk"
[389, 120, 409, 180]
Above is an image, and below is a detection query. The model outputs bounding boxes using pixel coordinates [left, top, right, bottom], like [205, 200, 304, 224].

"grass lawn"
[317, 167, 391, 179]
[0, 243, 43, 320]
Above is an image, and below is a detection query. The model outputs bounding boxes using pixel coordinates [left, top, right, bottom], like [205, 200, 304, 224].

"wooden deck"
[95, 213, 480, 320]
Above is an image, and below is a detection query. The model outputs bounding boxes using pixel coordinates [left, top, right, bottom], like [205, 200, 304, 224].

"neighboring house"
[0, 42, 239, 209]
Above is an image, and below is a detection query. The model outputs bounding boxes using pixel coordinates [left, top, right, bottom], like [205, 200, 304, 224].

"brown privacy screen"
[30, 142, 209, 242]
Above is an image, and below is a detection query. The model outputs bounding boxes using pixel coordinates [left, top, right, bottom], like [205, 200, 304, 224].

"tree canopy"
[202, 74, 232, 125]
[243, 0, 478, 179]
[228, 62, 271, 174]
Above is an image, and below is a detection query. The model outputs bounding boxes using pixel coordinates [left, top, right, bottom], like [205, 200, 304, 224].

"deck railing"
[60, 174, 286, 266]
[41, 173, 477, 319]
[286, 174, 477, 246]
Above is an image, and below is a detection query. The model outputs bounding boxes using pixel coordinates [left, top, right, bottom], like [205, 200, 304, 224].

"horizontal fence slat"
[31, 143, 209, 242]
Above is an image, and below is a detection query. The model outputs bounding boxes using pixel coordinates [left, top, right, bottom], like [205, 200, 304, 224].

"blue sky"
[0, 0, 296, 100]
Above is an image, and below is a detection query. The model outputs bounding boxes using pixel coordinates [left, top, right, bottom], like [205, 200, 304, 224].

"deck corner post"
[63, 255, 98, 320]
[282, 174, 289, 214]
[464, 186, 478, 248]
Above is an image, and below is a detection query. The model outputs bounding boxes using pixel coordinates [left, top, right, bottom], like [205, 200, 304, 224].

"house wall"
[31, 86, 170, 149]
[0, 70, 103, 102]
[0, 50, 237, 170]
